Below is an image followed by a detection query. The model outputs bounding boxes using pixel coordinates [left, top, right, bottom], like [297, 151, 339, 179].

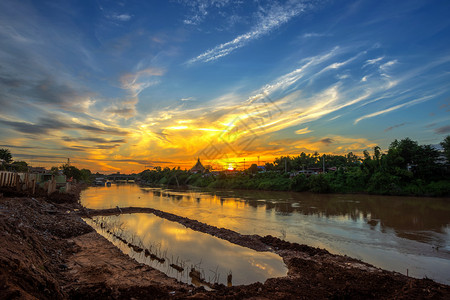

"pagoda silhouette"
[190, 157, 205, 173]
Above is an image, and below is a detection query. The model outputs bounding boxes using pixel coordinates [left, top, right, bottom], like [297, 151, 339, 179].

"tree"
[373, 146, 382, 163]
[248, 164, 258, 174]
[264, 162, 275, 171]
[273, 156, 292, 172]
[50, 166, 60, 175]
[346, 152, 359, 165]
[80, 169, 92, 182]
[387, 138, 419, 169]
[441, 135, 450, 162]
[413, 144, 440, 179]
[11, 161, 28, 172]
[0, 148, 12, 163]
[61, 164, 82, 181]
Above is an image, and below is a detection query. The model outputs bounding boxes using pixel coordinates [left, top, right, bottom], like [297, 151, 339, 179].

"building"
[190, 158, 205, 173]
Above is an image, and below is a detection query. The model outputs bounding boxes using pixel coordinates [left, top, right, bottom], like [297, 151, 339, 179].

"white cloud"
[363, 56, 384, 67]
[354, 94, 435, 124]
[120, 67, 164, 97]
[187, 1, 308, 63]
[295, 127, 312, 134]
[111, 13, 132, 21]
[302, 32, 327, 38]
[181, 0, 234, 25]
[379, 60, 397, 71]
[253, 47, 340, 98]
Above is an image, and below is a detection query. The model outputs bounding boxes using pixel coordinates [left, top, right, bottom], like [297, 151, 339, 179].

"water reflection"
[238, 192, 450, 237]
[81, 184, 450, 284]
[85, 213, 287, 287]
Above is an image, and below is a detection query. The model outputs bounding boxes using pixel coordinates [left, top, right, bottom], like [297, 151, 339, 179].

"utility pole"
[258, 156, 260, 166]
[243, 159, 246, 170]
[67, 158, 70, 166]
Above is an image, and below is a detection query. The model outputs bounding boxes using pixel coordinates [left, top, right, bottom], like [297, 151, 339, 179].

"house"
[190, 158, 205, 173]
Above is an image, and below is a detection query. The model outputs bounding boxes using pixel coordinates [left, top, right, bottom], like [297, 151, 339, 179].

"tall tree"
[441, 135, 450, 162]
[0, 148, 12, 163]
[387, 138, 420, 169]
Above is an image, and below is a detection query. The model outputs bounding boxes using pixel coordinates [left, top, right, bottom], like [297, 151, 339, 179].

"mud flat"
[1, 186, 449, 299]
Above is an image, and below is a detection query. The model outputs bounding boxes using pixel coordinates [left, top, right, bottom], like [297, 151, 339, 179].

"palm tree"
[0, 148, 13, 164]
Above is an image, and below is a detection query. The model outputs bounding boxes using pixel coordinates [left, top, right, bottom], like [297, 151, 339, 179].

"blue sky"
[0, 0, 449, 172]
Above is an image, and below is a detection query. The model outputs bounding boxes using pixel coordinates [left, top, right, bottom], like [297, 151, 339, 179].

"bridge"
[106, 174, 136, 182]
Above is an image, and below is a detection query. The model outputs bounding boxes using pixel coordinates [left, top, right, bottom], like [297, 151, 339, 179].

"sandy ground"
[1, 186, 449, 299]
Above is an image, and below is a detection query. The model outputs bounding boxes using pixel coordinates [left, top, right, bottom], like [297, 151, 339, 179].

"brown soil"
[1, 186, 449, 299]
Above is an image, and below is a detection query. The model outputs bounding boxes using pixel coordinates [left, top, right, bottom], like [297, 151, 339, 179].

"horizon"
[1, 0, 449, 173]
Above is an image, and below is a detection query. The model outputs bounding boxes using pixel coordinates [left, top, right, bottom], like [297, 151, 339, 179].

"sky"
[0, 0, 449, 173]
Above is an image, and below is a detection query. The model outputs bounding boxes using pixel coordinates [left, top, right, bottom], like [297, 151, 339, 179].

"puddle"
[85, 213, 287, 287]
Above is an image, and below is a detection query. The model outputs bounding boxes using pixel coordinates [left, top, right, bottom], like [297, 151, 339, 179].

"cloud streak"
[384, 122, 407, 132]
[0, 116, 129, 137]
[354, 95, 435, 124]
[188, 1, 308, 63]
[434, 125, 450, 134]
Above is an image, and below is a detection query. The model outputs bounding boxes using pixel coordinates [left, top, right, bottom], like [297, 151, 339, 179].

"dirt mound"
[0, 196, 83, 299]
[260, 235, 330, 256]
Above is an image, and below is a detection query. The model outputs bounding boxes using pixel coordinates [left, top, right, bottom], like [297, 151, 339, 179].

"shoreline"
[141, 182, 450, 199]
[1, 185, 449, 299]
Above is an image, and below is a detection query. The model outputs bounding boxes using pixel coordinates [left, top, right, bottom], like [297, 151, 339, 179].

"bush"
[290, 174, 309, 191]
[367, 172, 401, 195]
[425, 181, 450, 197]
[309, 174, 331, 193]
[345, 167, 366, 191]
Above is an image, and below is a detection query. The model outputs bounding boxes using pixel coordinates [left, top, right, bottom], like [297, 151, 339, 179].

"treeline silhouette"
[140, 136, 450, 196]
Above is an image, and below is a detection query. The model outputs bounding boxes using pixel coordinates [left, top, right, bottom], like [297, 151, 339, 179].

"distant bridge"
[106, 174, 136, 182]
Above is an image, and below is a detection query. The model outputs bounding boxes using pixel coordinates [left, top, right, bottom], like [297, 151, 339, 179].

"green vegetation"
[10, 161, 28, 172]
[0, 148, 28, 172]
[0, 148, 13, 164]
[140, 136, 450, 197]
[58, 164, 92, 182]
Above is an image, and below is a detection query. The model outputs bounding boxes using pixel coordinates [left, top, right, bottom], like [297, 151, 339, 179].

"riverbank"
[1, 186, 449, 299]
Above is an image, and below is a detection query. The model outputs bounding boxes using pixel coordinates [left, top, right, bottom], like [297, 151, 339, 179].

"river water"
[80, 184, 450, 285]
[84, 214, 287, 287]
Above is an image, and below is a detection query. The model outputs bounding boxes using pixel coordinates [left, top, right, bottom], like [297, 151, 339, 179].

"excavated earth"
[1, 186, 449, 299]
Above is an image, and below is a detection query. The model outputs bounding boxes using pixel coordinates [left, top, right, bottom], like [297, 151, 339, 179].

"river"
[80, 184, 450, 285]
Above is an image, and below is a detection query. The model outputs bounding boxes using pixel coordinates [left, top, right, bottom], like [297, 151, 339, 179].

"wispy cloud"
[110, 13, 132, 21]
[295, 127, 312, 135]
[181, 0, 240, 26]
[302, 32, 328, 38]
[0, 115, 129, 137]
[363, 56, 384, 67]
[106, 67, 165, 118]
[120, 67, 164, 97]
[354, 95, 435, 124]
[62, 136, 127, 144]
[187, 1, 308, 63]
[320, 137, 334, 145]
[379, 60, 397, 75]
[434, 125, 450, 134]
[384, 122, 407, 132]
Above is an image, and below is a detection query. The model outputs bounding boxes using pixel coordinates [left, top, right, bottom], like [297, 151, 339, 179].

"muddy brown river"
[80, 184, 450, 285]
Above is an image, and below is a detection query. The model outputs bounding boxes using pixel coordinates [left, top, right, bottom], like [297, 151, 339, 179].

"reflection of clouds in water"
[101, 213, 286, 286]
[81, 185, 450, 284]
